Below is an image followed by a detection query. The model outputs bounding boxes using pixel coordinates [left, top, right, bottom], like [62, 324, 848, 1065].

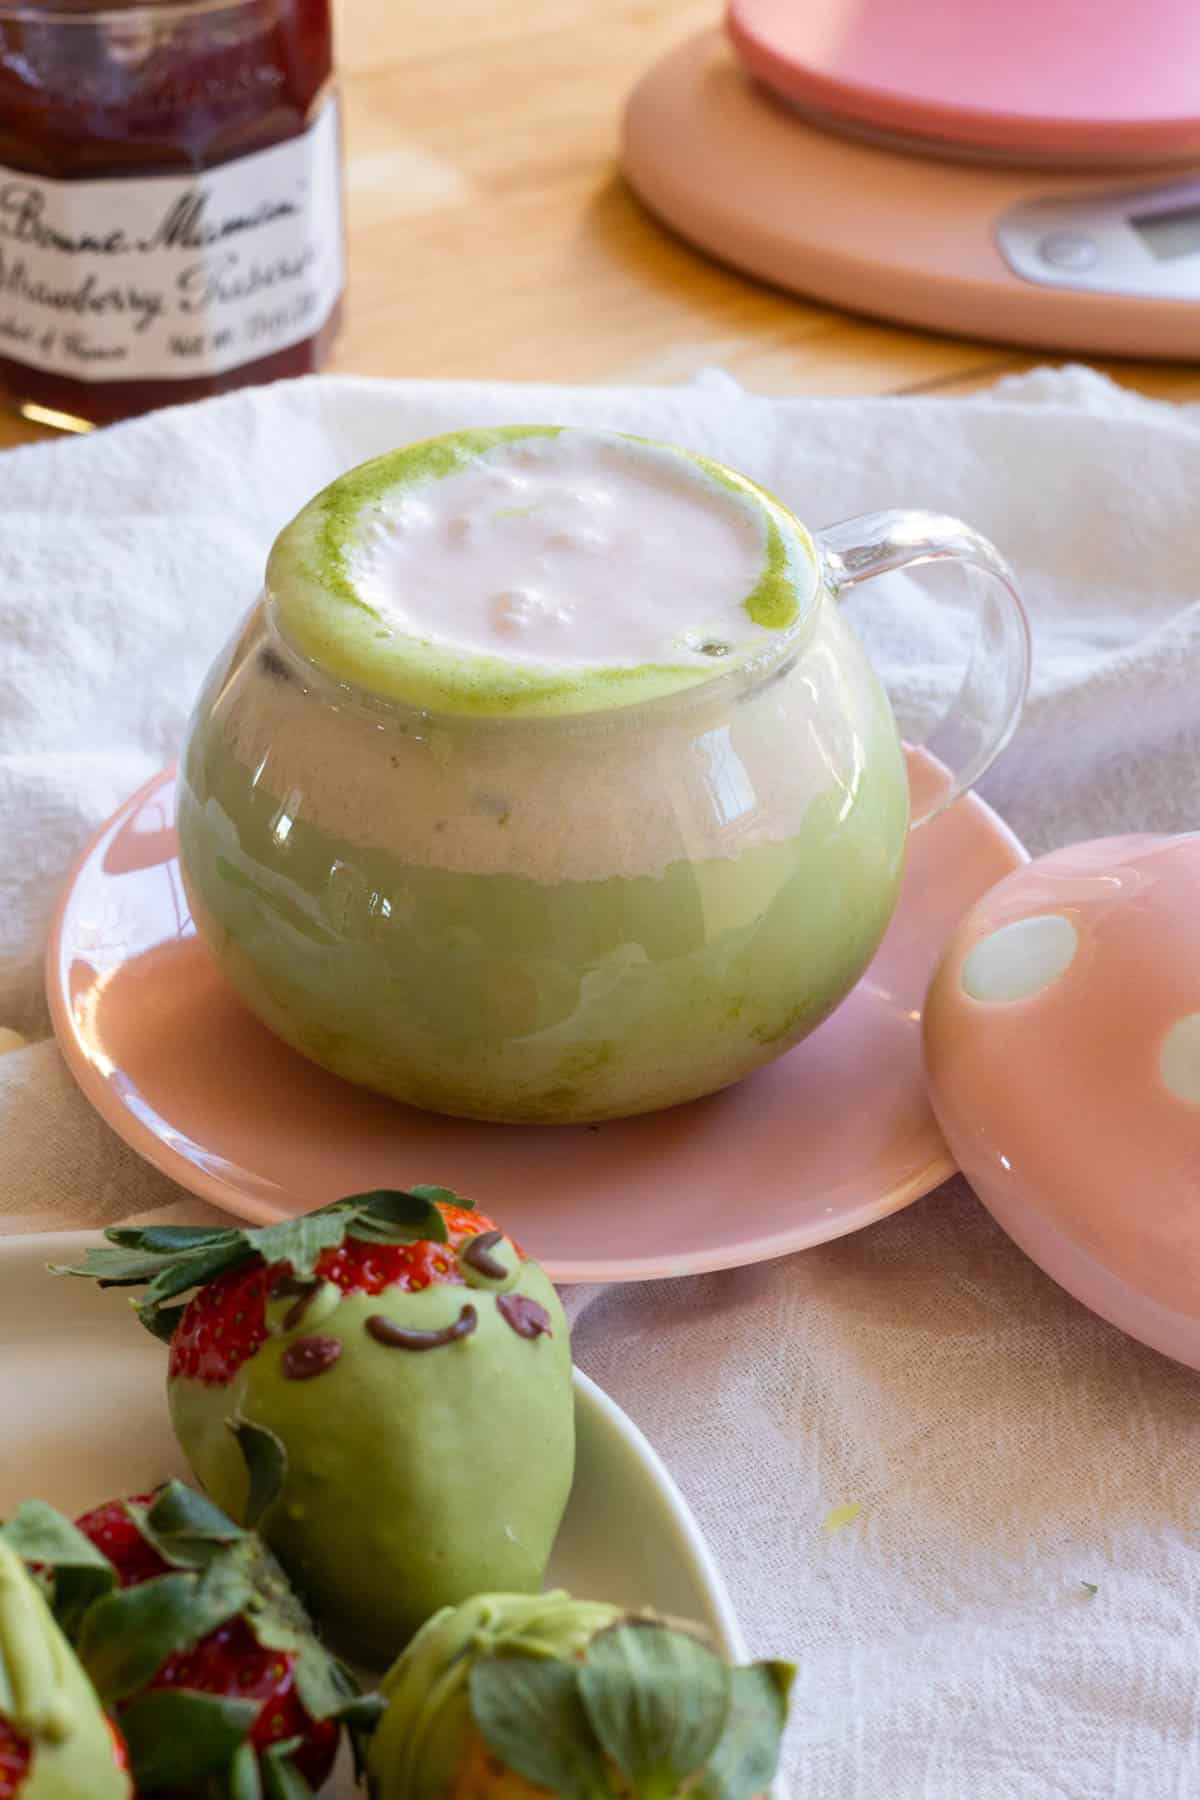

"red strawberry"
[0, 1723, 29, 1800]
[7, 1483, 375, 1799]
[0, 1714, 130, 1798]
[54, 1187, 571, 1666]
[75, 1494, 170, 1586]
[166, 1199, 495, 1386]
[74, 1493, 339, 1791]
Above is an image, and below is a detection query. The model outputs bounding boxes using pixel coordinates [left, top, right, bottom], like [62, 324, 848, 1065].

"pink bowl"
[924, 834, 1200, 1368]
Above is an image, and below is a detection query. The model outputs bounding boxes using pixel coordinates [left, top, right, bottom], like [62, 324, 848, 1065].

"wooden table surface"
[2, 0, 1197, 450]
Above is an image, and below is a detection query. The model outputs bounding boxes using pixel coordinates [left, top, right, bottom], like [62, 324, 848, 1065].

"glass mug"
[178, 431, 1031, 1124]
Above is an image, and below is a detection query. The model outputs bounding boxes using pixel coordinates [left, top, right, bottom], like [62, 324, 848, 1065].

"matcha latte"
[178, 426, 910, 1122]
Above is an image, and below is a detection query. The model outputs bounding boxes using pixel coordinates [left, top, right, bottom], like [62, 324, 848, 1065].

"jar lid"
[0, 0, 263, 19]
[728, 0, 1200, 168]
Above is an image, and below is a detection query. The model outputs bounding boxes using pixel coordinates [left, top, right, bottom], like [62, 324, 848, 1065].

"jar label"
[0, 98, 343, 384]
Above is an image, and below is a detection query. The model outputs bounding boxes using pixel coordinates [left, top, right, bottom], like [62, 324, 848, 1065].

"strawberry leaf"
[48, 1236, 243, 1285]
[80, 1556, 250, 1704]
[251, 1213, 348, 1279]
[469, 1656, 616, 1800]
[142, 1304, 188, 1345]
[336, 1190, 452, 1242]
[341, 1692, 387, 1776]
[51, 1189, 464, 1339]
[119, 1689, 260, 1786]
[191, 1545, 257, 1626]
[290, 1639, 359, 1723]
[228, 1418, 289, 1529]
[52, 1564, 118, 1640]
[136, 1241, 262, 1310]
[146, 1481, 247, 1548]
[126, 1484, 247, 1577]
[106, 1226, 242, 1253]
[0, 1501, 116, 1635]
[229, 1739, 265, 1800]
[247, 1561, 360, 1728]
[262, 1737, 316, 1799]
[1, 1500, 113, 1572]
[578, 1623, 729, 1796]
[692, 1662, 795, 1800]
[80, 1574, 209, 1703]
[406, 1185, 473, 1211]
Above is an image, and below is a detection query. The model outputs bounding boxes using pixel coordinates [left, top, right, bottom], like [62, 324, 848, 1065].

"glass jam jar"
[0, 0, 343, 429]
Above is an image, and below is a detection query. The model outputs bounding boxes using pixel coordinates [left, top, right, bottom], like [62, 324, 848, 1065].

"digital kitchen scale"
[621, 0, 1200, 358]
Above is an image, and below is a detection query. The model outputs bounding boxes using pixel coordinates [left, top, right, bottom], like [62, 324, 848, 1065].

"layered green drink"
[178, 427, 909, 1122]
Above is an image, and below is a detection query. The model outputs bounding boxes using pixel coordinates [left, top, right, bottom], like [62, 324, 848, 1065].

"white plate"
[0, 1231, 772, 1797]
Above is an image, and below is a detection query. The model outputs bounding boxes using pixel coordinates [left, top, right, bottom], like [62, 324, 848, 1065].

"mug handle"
[816, 510, 1032, 828]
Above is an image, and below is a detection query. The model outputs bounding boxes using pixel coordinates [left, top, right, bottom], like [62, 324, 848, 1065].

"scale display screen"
[1131, 202, 1200, 262]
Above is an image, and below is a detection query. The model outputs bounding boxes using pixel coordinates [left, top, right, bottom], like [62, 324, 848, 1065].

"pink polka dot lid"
[924, 833, 1200, 1369]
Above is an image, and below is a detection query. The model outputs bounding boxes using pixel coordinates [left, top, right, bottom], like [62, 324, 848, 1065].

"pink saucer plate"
[46, 752, 1026, 1283]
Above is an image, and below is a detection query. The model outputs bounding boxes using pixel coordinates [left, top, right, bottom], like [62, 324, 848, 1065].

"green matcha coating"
[169, 1262, 574, 1666]
[368, 1591, 621, 1798]
[0, 1543, 130, 1799]
[263, 427, 817, 720]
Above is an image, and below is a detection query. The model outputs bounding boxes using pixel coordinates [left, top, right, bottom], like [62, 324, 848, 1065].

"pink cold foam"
[346, 431, 782, 670]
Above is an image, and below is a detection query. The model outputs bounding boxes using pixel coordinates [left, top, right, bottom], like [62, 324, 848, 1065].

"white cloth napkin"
[2, 364, 1199, 1797]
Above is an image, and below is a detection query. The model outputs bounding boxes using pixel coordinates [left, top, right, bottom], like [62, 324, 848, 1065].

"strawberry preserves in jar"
[0, 0, 343, 428]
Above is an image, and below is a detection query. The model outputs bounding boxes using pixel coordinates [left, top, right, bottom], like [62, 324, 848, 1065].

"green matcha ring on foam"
[367, 1589, 793, 1799]
[53, 1189, 575, 1667]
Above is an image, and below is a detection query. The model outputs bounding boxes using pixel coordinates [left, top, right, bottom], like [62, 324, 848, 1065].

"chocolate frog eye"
[458, 1230, 519, 1292]
[265, 1276, 341, 1337]
[282, 1334, 343, 1379]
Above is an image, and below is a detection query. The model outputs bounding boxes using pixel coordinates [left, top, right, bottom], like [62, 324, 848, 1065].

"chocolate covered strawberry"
[368, 1590, 794, 1799]
[0, 1539, 132, 1799]
[1, 1482, 371, 1798]
[56, 1189, 574, 1663]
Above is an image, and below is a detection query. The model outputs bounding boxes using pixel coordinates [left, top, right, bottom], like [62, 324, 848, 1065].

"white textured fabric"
[2, 364, 1199, 1797]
